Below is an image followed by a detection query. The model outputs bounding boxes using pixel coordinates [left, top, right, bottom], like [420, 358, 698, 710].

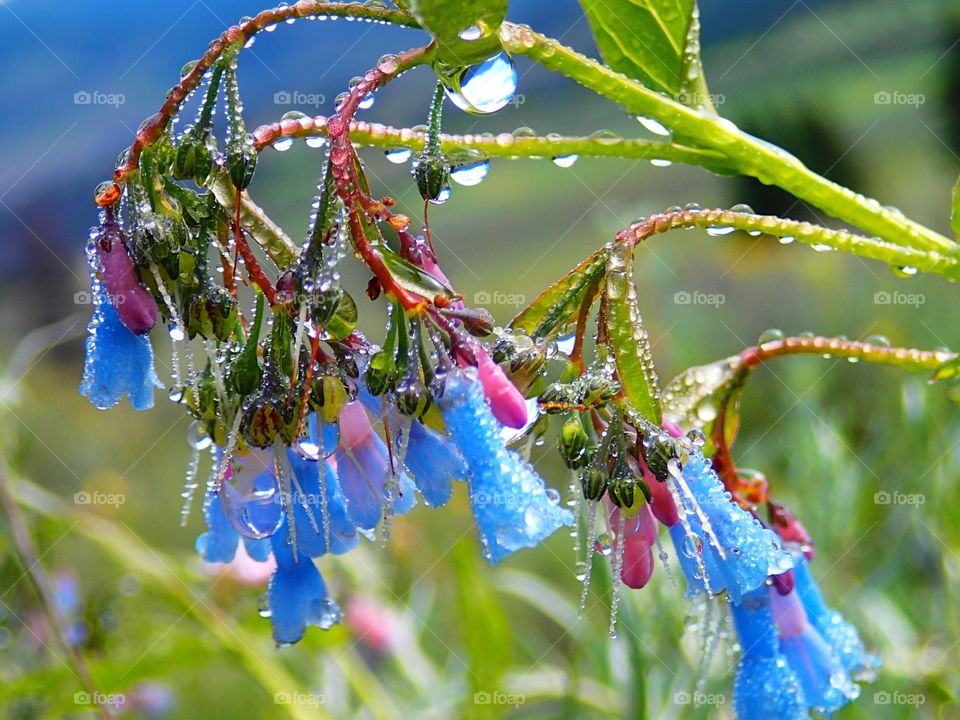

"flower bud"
[643, 432, 678, 482]
[580, 467, 608, 501]
[607, 476, 637, 510]
[559, 417, 589, 469]
[412, 154, 450, 203]
[311, 373, 348, 424]
[364, 350, 396, 396]
[243, 394, 291, 448]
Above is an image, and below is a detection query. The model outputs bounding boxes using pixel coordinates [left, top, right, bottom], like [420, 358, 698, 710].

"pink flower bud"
[608, 504, 657, 589]
[470, 347, 528, 428]
[98, 230, 157, 335]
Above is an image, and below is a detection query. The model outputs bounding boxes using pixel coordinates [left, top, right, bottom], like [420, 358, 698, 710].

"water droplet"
[779, 235, 795, 244]
[180, 60, 199, 80]
[385, 147, 412, 164]
[169, 325, 186, 341]
[552, 154, 578, 168]
[729, 203, 754, 214]
[450, 159, 490, 186]
[168, 385, 185, 403]
[187, 421, 212, 450]
[358, 93, 375, 110]
[636, 115, 670, 137]
[273, 138, 294, 152]
[812, 243, 833, 252]
[459, 24, 485, 41]
[650, 158, 672, 167]
[305, 136, 326, 149]
[258, 592, 272, 618]
[221, 473, 283, 540]
[892, 265, 918, 277]
[441, 52, 518, 115]
[705, 225, 735, 236]
[430, 185, 451, 205]
[758, 328, 784, 345]
[865, 334, 891, 348]
[376, 53, 399, 74]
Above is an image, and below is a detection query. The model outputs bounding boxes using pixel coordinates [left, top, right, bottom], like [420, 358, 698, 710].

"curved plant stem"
[740, 335, 956, 373]
[499, 23, 956, 254]
[618, 208, 960, 279]
[106, 2, 417, 194]
[251, 118, 736, 173]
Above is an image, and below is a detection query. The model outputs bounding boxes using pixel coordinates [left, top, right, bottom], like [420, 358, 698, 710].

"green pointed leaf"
[376, 245, 457, 301]
[579, 0, 707, 102]
[509, 247, 608, 338]
[602, 245, 661, 422]
[931, 356, 960, 382]
[409, 0, 507, 65]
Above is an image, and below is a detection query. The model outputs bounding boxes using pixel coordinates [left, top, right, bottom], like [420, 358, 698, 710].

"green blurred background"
[1, 0, 959, 717]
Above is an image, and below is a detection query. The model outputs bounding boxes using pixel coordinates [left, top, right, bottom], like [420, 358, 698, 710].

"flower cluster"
[78, 13, 881, 717]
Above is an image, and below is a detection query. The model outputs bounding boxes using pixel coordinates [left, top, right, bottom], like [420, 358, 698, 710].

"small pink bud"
[621, 533, 655, 589]
[97, 228, 157, 335]
[471, 347, 527, 428]
[646, 471, 679, 527]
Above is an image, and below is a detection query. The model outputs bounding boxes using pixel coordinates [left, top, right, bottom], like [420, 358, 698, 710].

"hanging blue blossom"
[770, 583, 859, 713]
[730, 587, 808, 720]
[669, 450, 792, 602]
[437, 369, 572, 565]
[358, 389, 468, 507]
[267, 521, 340, 646]
[334, 401, 417, 531]
[792, 555, 880, 678]
[80, 280, 161, 411]
[285, 448, 359, 557]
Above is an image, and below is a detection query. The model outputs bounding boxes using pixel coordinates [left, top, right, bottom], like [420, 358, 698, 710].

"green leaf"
[579, 0, 707, 102]
[602, 244, 661, 422]
[409, 0, 507, 65]
[376, 245, 457, 301]
[325, 290, 359, 342]
[509, 247, 608, 338]
[662, 355, 749, 452]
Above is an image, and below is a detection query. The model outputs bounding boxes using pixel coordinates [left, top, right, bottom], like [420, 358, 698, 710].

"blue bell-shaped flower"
[792, 555, 880, 678]
[670, 450, 792, 602]
[80, 280, 161, 411]
[437, 369, 572, 564]
[730, 586, 808, 720]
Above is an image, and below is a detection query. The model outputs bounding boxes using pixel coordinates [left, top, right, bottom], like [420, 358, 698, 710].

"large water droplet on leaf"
[441, 52, 518, 115]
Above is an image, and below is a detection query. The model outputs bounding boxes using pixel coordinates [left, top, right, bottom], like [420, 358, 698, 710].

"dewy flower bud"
[580, 467, 608, 501]
[311, 374, 349, 425]
[173, 129, 213, 185]
[97, 223, 158, 335]
[413, 154, 450, 203]
[185, 285, 237, 341]
[364, 350, 396, 396]
[474, 345, 527, 429]
[559, 416, 589, 469]
[643, 432, 677, 482]
[228, 143, 257, 191]
[607, 476, 637, 511]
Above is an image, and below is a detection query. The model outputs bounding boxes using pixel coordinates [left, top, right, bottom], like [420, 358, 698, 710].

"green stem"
[251, 119, 736, 173]
[742, 335, 955, 373]
[499, 23, 956, 255]
[621, 208, 960, 278]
